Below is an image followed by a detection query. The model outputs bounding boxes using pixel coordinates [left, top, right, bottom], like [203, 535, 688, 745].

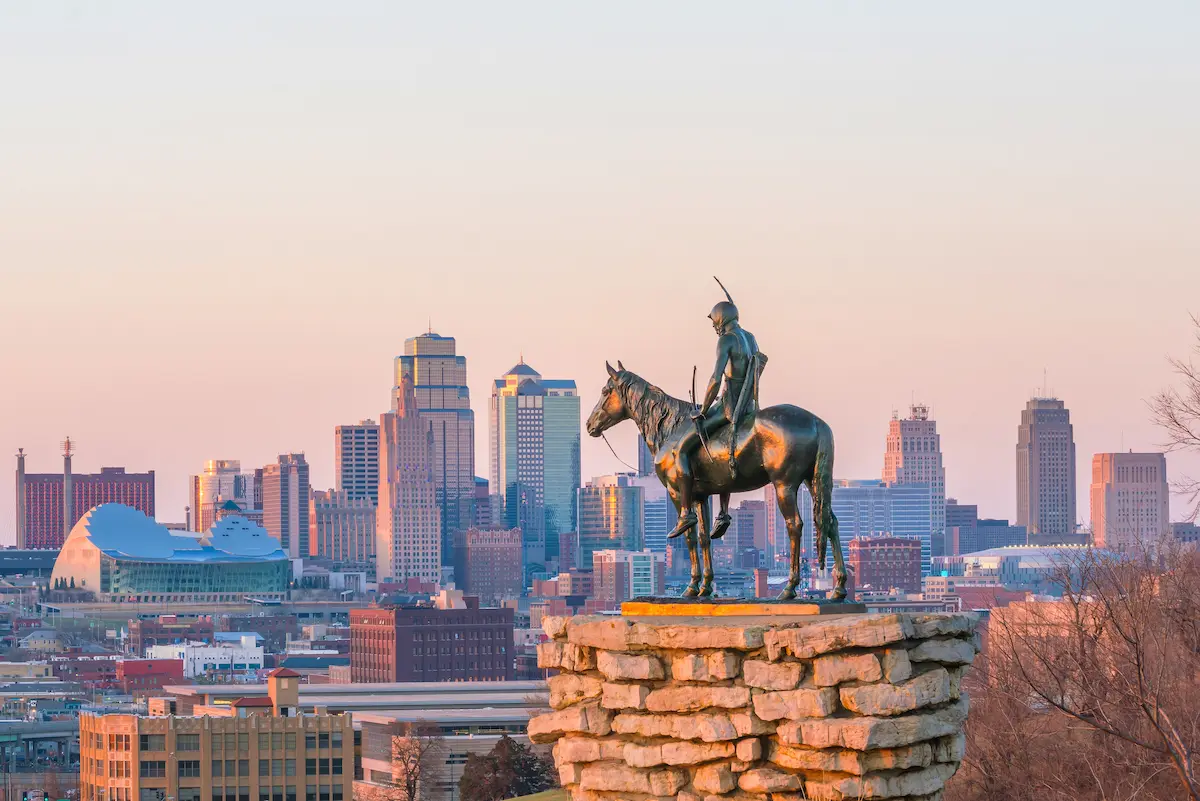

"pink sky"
[2, 4, 1199, 541]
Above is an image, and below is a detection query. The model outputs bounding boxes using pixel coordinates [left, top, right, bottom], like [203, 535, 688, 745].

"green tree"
[69, 577, 75, 589]
[459, 735, 557, 801]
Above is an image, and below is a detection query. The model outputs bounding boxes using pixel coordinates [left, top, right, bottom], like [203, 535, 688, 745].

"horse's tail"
[810, 420, 838, 570]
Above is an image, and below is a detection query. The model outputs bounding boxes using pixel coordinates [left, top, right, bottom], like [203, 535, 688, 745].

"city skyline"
[3, 4, 1200, 541]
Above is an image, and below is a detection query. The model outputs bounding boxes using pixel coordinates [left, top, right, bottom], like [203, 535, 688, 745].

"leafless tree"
[971, 547, 1200, 801]
[388, 721, 446, 801]
[1151, 313, 1200, 521]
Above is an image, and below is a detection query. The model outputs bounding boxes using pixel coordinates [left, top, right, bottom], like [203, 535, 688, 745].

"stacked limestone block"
[529, 612, 979, 801]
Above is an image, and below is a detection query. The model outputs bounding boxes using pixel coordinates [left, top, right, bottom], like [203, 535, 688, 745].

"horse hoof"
[777, 586, 797, 601]
[830, 590, 847, 601]
[682, 585, 700, 598]
[699, 587, 715, 598]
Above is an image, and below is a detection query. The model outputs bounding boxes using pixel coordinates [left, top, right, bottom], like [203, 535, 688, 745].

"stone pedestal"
[530, 611, 979, 801]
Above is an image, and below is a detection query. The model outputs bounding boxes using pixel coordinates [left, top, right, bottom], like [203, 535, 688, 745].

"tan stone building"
[78, 669, 354, 801]
[1090, 452, 1170, 553]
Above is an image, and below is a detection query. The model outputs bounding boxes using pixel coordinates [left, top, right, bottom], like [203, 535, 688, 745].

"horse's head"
[586, 361, 630, 437]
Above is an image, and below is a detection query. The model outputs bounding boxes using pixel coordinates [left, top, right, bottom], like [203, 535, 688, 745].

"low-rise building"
[848, 536, 922, 594]
[452, 528, 523, 604]
[350, 593, 513, 683]
[117, 659, 185, 696]
[592, 550, 666, 604]
[147, 636, 264, 680]
[79, 669, 354, 801]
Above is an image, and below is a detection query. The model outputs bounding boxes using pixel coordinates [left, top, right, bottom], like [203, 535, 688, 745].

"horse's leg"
[810, 430, 846, 600]
[698, 498, 716, 598]
[775, 482, 803, 600]
[675, 492, 701, 598]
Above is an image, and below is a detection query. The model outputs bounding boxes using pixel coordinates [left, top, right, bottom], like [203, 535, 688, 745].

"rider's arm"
[699, 337, 732, 414]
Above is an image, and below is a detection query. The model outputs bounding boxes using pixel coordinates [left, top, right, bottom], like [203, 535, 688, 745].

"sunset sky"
[2, 2, 1199, 542]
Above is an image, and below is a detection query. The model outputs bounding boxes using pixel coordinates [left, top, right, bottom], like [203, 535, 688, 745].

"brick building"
[127, 616, 215, 656]
[847, 536, 923, 594]
[350, 595, 513, 683]
[117, 659, 185, 696]
[452, 528, 523, 604]
[218, 615, 300, 654]
[16, 445, 155, 550]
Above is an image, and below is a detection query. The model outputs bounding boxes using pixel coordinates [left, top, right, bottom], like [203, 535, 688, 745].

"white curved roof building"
[51, 504, 290, 603]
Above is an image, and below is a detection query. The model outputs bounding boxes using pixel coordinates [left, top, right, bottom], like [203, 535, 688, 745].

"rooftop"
[60, 504, 286, 564]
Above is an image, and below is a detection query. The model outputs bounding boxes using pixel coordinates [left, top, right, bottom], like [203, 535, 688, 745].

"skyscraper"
[189, 459, 257, 533]
[377, 375, 442, 584]
[731, 499, 769, 560]
[395, 332, 476, 565]
[637, 435, 655, 477]
[1016, 397, 1077, 544]
[883, 404, 946, 558]
[309, 489, 376, 568]
[1090, 452, 1170, 553]
[16, 443, 155, 550]
[335, 420, 379, 505]
[261, 453, 310, 559]
[489, 360, 581, 567]
[576, 474, 644, 570]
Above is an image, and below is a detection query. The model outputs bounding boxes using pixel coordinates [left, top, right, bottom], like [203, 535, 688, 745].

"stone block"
[558, 762, 583, 785]
[623, 742, 664, 768]
[693, 763, 735, 794]
[804, 762, 957, 800]
[672, 651, 740, 682]
[812, 652, 882, 686]
[909, 638, 977, 665]
[776, 697, 969, 750]
[881, 648, 913, 683]
[752, 687, 839, 721]
[612, 712, 739, 742]
[765, 615, 914, 660]
[645, 685, 750, 712]
[579, 762, 688, 796]
[529, 704, 613, 744]
[549, 674, 604, 709]
[538, 641, 595, 671]
[839, 668, 951, 716]
[735, 738, 762, 762]
[598, 650, 664, 681]
[742, 659, 804, 690]
[661, 740, 735, 766]
[911, 612, 979, 639]
[568, 618, 638, 651]
[948, 666, 964, 699]
[639, 623, 767, 651]
[601, 682, 650, 711]
[933, 732, 967, 763]
[554, 736, 603, 764]
[542, 615, 569, 640]
[729, 709, 775, 736]
[738, 768, 802, 793]
[770, 740, 931, 776]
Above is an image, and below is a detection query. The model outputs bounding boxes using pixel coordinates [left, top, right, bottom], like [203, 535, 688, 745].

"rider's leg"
[667, 428, 701, 538]
[711, 492, 733, 539]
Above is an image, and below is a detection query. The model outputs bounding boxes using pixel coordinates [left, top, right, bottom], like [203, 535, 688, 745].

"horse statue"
[585, 362, 847, 600]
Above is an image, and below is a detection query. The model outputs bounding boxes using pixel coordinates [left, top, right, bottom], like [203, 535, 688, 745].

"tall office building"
[1017, 398, 1077, 544]
[377, 376, 442, 584]
[310, 489, 376, 568]
[832, 479, 933, 575]
[16, 442, 155, 549]
[334, 420, 379, 505]
[576, 474, 644, 570]
[883, 405, 946, 558]
[188, 459, 257, 533]
[1090, 452, 1170, 553]
[731, 499, 769, 562]
[261, 453, 310, 559]
[395, 333, 476, 565]
[489, 360, 581, 566]
[452, 528, 524, 604]
[619, 474, 671, 554]
[593, 549, 666, 604]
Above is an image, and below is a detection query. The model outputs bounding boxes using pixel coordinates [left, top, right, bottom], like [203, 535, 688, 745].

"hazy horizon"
[3, 2, 1199, 543]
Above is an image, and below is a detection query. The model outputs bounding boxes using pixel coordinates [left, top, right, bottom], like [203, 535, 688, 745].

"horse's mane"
[616, 370, 694, 454]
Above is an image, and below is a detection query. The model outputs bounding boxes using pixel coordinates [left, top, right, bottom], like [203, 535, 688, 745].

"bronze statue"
[585, 280, 847, 600]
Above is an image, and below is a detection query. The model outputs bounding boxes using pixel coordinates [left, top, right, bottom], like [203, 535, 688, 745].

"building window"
[239, 760, 250, 777]
[259, 760, 270, 777]
[305, 760, 316, 776]
[139, 735, 165, 752]
[213, 761, 223, 777]
[178, 734, 201, 751]
[285, 734, 296, 750]
[331, 759, 342, 776]
[178, 761, 202, 778]
[259, 734, 271, 750]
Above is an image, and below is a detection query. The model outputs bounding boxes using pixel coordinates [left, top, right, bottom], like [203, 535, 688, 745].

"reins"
[601, 431, 641, 473]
